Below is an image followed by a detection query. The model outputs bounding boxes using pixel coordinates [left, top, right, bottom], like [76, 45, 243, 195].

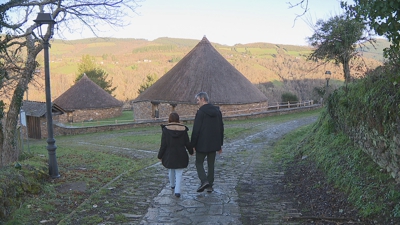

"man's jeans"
[195, 151, 216, 186]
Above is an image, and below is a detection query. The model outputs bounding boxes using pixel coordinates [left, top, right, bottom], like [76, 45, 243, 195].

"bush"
[281, 92, 298, 103]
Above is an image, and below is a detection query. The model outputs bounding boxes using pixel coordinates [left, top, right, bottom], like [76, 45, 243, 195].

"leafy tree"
[77, 55, 97, 75]
[281, 92, 298, 103]
[138, 73, 158, 94]
[76, 69, 117, 96]
[307, 14, 371, 83]
[0, 0, 139, 167]
[76, 55, 116, 95]
[341, 0, 400, 64]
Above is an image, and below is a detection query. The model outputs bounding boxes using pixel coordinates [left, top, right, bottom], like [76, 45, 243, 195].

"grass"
[87, 42, 116, 48]
[271, 109, 400, 221]
[1, 109, 321, 224]
[51, 63, 78, 74]
[64, 110, 134, 127]
[3, 121, 163, 224]
[3, 107, 399, 223]
[246, 47, 277, 55]
[270, 124, 311, 165]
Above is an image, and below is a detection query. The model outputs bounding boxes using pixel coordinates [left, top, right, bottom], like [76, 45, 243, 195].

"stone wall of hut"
[56, 107, 122, 123]
[132, 101, 269, 121]
[39, 117, 47, 138]
[32, 104, 320, 139]
[219, 102, 269, 116]
[132, 101, 197, 121]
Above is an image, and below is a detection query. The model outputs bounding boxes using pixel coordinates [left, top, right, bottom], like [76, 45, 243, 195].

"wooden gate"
[27, 116, 41, 139]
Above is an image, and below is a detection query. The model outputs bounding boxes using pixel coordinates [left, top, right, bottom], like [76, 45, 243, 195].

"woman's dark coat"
[158, 123, 193, 169]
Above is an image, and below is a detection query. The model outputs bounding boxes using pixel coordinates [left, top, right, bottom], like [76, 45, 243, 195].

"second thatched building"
[54, 74, 123, 123]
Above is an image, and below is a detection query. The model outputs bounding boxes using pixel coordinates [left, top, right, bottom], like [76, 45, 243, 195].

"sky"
[59, 0, 349, 46]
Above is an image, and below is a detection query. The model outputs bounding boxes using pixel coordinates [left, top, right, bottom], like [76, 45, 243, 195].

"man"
[191, 92, 224, 193]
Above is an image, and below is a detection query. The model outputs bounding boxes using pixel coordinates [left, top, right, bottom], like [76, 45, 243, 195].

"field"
[24, 37, 385, 105]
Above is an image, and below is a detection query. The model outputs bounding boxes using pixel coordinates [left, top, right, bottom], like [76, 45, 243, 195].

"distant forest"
[25, 37, 387, 104]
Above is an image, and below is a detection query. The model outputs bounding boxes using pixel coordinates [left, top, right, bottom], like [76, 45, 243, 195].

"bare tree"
[0, 0, 140, 166]
[287, 0, 310, 25]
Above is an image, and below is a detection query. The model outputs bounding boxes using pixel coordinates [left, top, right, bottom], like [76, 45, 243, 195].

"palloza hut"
[54, 74, 123, 123]
[132, 36, 268, 121]
[21, 100, 65, 139]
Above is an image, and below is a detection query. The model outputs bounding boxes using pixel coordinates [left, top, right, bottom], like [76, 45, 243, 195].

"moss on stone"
[0, 162, 48, 220]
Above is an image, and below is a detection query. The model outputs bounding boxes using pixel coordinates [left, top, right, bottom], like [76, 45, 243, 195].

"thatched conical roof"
[134, 36, 267, 104]
[54, 74, 122, 111]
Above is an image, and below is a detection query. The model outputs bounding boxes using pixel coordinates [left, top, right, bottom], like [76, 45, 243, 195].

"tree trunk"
[1, 84, 25, 166]
[0, 101, 4, 165]
[0, 36, 39, 167]
[343, 58, 351, 83]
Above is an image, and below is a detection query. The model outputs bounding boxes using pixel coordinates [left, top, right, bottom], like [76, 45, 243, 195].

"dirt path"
[59, 116, 318, 225]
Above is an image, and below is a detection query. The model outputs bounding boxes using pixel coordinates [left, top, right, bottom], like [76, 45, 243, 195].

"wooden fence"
[73, 100, 315, 125]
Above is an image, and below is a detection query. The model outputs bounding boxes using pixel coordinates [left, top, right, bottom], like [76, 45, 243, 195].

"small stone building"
[132, 36, 268, 121]
[21, 100, 65, 139]
[54, 74, 123, 123]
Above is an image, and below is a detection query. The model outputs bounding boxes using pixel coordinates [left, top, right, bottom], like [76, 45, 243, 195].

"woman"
[158, 112, 193, 197]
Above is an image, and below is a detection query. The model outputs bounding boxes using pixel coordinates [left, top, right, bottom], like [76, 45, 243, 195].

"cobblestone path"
[62, 116, 317, 225]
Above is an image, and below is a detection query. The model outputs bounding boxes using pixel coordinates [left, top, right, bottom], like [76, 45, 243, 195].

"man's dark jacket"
[158, 123, 193, 169]
[191, 103, 224, 153]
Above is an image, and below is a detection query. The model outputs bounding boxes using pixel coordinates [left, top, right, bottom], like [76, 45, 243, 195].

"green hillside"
[27, 37, 386, 104]
[358, 38, 389, 62]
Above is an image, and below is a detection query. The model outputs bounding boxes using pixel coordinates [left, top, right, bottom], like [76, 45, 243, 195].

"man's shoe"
[206, 187, 213, 193]
[197, 182, 210, 192]
[175, 193, 181, 198]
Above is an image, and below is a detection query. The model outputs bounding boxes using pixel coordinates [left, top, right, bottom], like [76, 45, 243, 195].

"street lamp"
[325, 70, 331, 87]
[34, 13, 60, 178]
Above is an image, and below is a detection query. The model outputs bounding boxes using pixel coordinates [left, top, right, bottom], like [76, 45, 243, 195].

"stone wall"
[52, 104, 320, 137]
[327, 90, 400, 182]
[333, 118, 400, 182]
[132, 101, 269, 121]
[56, 107, 122, 123]
[220, 102, 269, 116]
[29, 107, 123, 139]
[39, 117, 48, 138]
[132, 101, 197, 121]
[53, 120, 162, 137]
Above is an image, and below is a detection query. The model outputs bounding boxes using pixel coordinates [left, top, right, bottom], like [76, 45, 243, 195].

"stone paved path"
[61, 116, 317, 225]
[140, 117, 316, 225]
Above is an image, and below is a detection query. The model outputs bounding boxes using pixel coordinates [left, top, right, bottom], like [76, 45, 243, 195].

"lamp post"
[34, 13, 60, 178]
[325, 70, 331, 87]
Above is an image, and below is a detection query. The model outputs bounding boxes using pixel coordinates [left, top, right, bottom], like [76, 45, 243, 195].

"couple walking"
[157, 92, 224, 198]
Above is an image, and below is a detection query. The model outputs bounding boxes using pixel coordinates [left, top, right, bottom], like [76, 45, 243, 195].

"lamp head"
[34, 13, 56, 25]
[34, 13, 55, 41]
[325, 71, 331, 79]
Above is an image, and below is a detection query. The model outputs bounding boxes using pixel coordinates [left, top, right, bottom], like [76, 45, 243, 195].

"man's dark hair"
[195, 92, 209, 102]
